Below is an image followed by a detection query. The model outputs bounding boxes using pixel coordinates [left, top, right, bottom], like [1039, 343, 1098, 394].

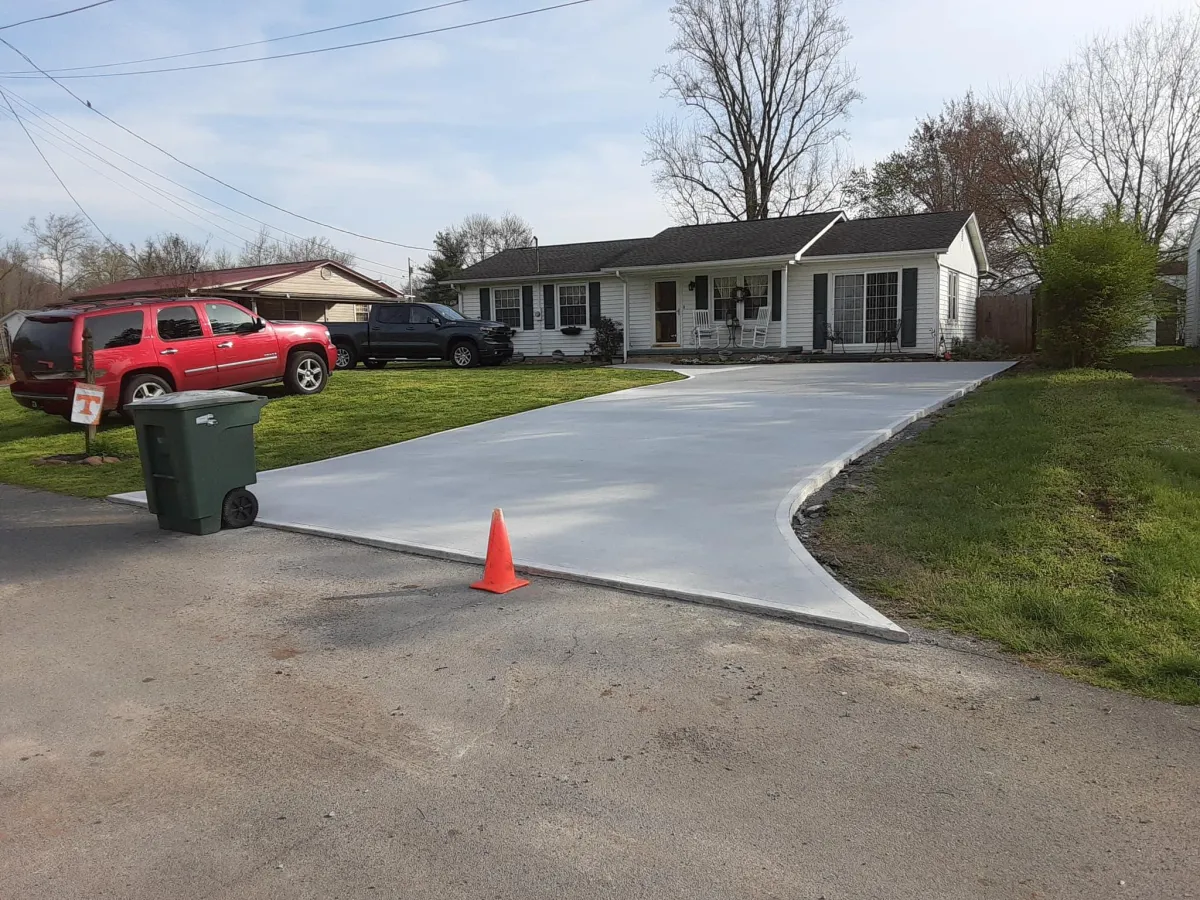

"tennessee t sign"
[70, 383, 105, 426]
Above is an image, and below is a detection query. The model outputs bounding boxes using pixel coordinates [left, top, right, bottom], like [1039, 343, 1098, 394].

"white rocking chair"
[739, 305, 771, 349]
[691, 309, 719, 349]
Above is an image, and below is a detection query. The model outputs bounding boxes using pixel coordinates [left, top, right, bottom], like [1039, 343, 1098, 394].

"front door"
[654, 281, 678, 344]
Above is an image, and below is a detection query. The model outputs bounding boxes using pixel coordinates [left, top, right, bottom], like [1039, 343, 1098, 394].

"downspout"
[781, 262, 790, 350]
[614, 270, 629, 364]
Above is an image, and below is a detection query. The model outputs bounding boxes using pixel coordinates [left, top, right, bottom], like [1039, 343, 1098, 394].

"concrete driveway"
[4, 486, 1198, 900]
[116, 361, 1010, 639]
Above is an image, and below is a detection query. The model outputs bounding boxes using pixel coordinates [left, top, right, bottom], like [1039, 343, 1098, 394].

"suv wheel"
[121, 373, 172, 411]
[286, 351, 328, 395]
[334, 343, 357, 370]
[449, 341, 479, 369]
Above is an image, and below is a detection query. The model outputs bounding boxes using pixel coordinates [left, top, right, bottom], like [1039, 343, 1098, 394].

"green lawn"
[1113, 346, 1200, 371]
[0, 366, 680, 499]
[819, 359, 1200, 704]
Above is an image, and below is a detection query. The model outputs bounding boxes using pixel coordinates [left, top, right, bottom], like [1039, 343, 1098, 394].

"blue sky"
[0, 0, 1191, 286]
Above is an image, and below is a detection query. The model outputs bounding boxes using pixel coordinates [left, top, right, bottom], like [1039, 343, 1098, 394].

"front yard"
[0, 367, 680, 499]
[813, 352, 1200, 704]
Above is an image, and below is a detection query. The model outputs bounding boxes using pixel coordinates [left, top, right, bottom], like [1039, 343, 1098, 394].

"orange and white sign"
[70, 383, 106, 426]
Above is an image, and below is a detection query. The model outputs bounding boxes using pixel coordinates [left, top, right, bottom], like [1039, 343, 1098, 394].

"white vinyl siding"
[936, 227, 980, 346]
[789, 254, 941, 353]
[460, 279, 625, 358]
[264, 266, 397, 300]
[1187, 221, 1200, 346]
[321, 302, 371, 323]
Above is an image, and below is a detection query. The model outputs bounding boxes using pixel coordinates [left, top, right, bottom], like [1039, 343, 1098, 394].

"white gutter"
[804, 247, 945, 263]
[613, 269, 629, 363]
[600, 253, 797, 275]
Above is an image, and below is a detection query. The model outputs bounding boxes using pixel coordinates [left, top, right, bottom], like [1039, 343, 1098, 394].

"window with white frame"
[712, 273, 768, 323]
[833, 271, 899, 344]
[493, 287, 522, 329]
[947, 271, 959, 320]
[558, 284, 588, 327]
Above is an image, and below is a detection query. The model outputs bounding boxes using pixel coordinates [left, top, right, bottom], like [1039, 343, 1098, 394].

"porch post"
[781, 264, 789, 348]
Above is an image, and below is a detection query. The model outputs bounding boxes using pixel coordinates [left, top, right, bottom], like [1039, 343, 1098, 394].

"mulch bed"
[1131, 366, 1200, 401]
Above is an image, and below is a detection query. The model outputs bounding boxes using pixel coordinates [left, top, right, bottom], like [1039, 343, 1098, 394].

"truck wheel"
[449, 341, 479, 369]
[363, 359, 387, 370]
[286, 351, 328, 395]
[333, 343, 357, 370]
[221, 488, 258, 529]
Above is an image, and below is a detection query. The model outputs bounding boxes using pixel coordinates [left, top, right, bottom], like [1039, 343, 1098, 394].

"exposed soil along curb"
[789, 402, 1011, 658]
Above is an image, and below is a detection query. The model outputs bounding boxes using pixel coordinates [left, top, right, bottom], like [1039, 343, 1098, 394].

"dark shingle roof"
[805, 211, 973, 257]
[454, 210, 978, 282]
[606, 211, 842, 268]
[455, 238, 650, 281]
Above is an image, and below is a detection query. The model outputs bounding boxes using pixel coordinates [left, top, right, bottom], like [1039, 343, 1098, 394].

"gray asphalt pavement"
[1, 485, 1197, 899]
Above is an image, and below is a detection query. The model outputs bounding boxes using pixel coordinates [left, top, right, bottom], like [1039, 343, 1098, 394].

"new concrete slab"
[113, 361, 1013, 639]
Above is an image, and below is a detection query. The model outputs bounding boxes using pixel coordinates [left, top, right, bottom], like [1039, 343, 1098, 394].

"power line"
[0, 85, 138, 269]
[0, 0, 477, 75]
[0, 0, 596, 79]
[1, 87, 416, 279]
[0, 0, 117, 32]
[0, 35, 436, 253]
[1, 88, 416, 280]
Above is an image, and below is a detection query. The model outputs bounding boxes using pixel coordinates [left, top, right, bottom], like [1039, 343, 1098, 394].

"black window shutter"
[479, 287, 491, 321]
[771, 269, 783, 321]
[812, 274, 828, 349]
[521, 285, 534, 330]
[543, 285, 555, 329]
[694, 275, 709, 311]
[588, 281, 602, 327]
[901, 268, 918, 347]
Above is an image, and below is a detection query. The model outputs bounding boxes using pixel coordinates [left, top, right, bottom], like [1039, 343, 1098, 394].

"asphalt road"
[2, 485, 1197, 899]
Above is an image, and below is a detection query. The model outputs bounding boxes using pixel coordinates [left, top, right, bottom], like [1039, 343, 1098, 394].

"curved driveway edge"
[111, 361, 1014, 641]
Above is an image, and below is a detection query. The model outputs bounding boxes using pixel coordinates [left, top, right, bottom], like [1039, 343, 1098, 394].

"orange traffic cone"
[470, 508, 530, 594]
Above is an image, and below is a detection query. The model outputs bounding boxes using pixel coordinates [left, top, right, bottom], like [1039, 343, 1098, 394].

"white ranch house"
[1185, 216, 1200, 346]
[452, 210, 990, 360]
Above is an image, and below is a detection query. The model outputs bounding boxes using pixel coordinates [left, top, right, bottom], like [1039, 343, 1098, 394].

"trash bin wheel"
[221, 487, 259, 529]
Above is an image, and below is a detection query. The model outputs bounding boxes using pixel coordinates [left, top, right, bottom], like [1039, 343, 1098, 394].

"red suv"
[9, 297, 338, 417]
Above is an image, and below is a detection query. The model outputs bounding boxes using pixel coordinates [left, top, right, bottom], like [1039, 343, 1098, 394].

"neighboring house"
[1185, 218, 1200, 347]
[452, 210, 989, 360]
[1151, 260, 1187, 347]
[1, 308, 30, 363]
[69, 259, 401, 322]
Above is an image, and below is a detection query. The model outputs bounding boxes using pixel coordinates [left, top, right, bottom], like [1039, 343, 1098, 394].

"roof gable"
[69, 259, 399, 301]
[805, 211, 975, 258]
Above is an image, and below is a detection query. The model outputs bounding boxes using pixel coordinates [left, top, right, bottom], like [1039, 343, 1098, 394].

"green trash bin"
[127, 390, 270, 535]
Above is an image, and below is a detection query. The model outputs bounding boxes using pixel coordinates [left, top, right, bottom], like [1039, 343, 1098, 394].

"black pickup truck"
[327, 302, 515, 369]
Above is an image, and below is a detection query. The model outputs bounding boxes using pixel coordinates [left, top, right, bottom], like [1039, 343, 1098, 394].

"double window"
[713, 274, 768, 323]
[558, 284, 588, 327]
[493, 287, 522, 329]
[947, 271, 959, 320]
[833, 272, 898, 344]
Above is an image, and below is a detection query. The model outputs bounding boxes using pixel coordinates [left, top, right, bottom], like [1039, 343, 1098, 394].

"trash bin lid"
[126, 390, 266, 410]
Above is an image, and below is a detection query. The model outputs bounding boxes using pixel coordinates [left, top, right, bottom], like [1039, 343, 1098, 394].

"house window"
[833, 271, 898, 344]
[356, 305, 370, 322]
[947, 271, 959, 320]
[493, 287, 522, 328]
[558, 284, 588, 327]
[713, 274, 768, 323]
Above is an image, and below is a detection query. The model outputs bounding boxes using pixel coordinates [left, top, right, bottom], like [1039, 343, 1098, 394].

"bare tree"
[237, 227, 356, 267]
[1060, 11, 1200, 250]
[74, 240, 138, 290]
[133, 233, 212, 276]
[1, 236, 52, 315]
[453, 213, 534, 265]
[24, 213, 91, 295]
[645, 0, 861, 223]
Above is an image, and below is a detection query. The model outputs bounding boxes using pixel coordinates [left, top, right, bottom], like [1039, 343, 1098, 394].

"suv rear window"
[84, 311, 144, 350]
[12, 317, 74, 374]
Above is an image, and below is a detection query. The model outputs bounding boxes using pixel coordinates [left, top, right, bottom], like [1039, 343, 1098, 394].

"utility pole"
[407, 258, 413, 299]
